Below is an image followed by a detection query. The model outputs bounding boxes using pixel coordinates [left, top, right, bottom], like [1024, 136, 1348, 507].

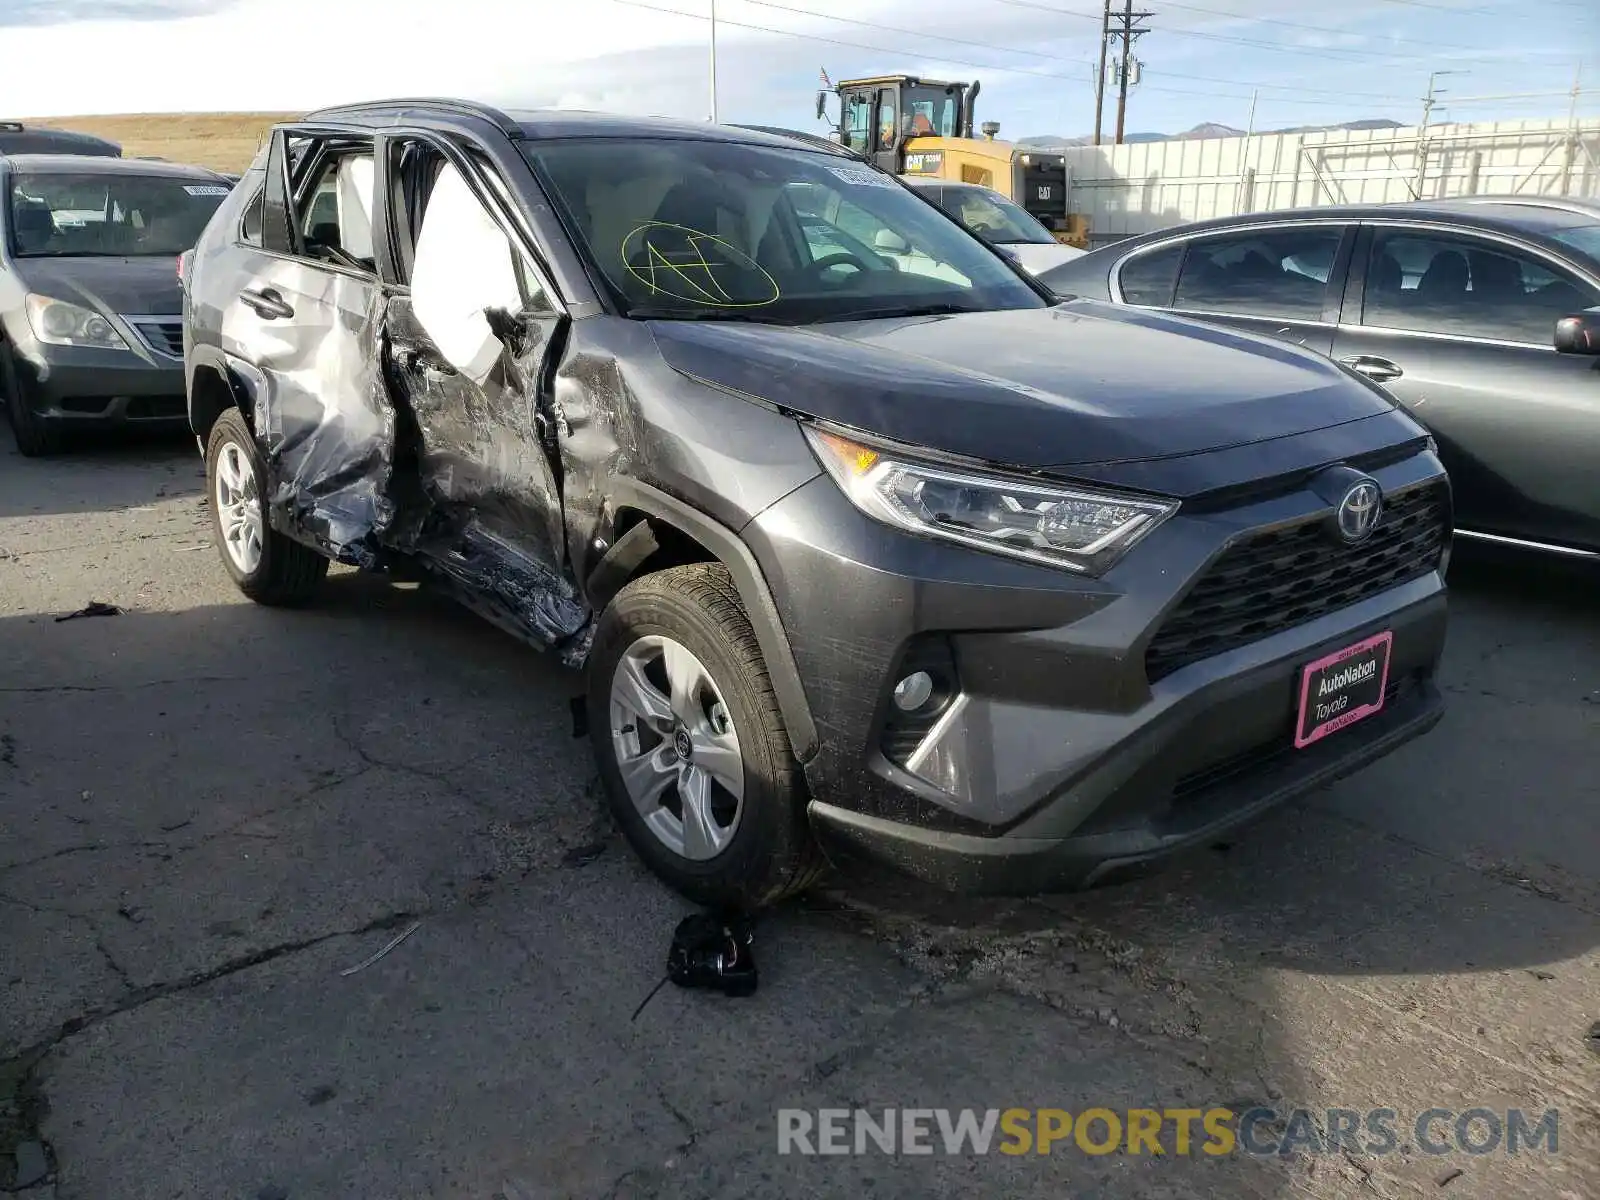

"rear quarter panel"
[1036, 249, 1116, 299]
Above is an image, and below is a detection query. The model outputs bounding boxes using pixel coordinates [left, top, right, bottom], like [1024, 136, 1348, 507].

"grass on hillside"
[19, 113, 297, 173]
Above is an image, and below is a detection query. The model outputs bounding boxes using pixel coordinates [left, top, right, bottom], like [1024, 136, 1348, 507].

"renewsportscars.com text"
[776, 1106, 1561, 1157]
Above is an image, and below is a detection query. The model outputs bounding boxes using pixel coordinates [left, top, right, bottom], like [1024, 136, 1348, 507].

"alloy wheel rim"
[214, 441, 263, 575]
[609, 634, 745, 861]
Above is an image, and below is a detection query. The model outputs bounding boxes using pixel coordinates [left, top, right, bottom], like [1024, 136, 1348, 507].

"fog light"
[892, 670, 935, 712]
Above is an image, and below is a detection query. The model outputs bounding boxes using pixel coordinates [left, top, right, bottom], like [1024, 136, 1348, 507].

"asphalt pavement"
[1, 425, 1596, 1200]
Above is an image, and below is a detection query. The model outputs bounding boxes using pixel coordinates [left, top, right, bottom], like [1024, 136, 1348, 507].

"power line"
[1147, 68, 1412, 102]
[610, 0, 1419, 112]
[738, 0, 1083, 65]
[993, 0, 1576, 66]
[1364, 0, 1521, 14]
[993, 0, 1417, 63]
[739, 0, 1418, 101]
[1149, 0, 1496, 54]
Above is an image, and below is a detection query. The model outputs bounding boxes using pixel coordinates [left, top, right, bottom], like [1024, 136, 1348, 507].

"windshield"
[523, 138, 1046, 324]
[903, 85, 961, 138]
[7, 171, 229, 257]
[939, 187, 1056, 245]
[1550, 223, 1600, 270]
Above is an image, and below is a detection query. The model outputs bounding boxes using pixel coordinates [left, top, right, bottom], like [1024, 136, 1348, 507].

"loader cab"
[824, 75, 976, 175]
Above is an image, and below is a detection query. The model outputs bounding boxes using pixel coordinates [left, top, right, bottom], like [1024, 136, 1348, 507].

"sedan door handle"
[1339, 355, 1403, 383]
[239, 287, 294, 320]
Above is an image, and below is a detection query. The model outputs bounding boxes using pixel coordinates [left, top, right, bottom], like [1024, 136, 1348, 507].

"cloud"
[0, 0, 1103, 128]
[0, 0, 1579, 137]
[0, 0, 234, 28]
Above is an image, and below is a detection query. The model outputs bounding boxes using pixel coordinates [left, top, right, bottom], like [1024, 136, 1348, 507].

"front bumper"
[808, 614, 1444, 894]
[10, 343, 187, 426]
[742, 448, 1451, 893]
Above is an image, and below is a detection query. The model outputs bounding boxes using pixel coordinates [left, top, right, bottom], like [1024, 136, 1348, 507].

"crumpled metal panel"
[232, 271, 396, 567]
[382, 294, 590, 661]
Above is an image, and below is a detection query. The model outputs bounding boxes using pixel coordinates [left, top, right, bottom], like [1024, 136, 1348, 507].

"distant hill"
[16, 112, 292, 172]
[1014, 117, 1404, 151]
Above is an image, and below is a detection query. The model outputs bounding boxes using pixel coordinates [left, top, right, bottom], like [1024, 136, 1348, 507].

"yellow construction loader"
[816, 74, 1090, 248]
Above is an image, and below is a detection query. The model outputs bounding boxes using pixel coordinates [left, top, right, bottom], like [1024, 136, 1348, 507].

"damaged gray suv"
[182, 100, 1452, 906]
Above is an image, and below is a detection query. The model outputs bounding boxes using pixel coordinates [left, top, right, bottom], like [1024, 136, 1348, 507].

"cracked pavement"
[1, 427, 1596, 1199]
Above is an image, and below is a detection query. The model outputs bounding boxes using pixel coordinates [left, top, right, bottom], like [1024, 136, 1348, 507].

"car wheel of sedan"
[588, 563, 827, 907]
[1, 346, 62, 458]
[205, 408, 329, 605]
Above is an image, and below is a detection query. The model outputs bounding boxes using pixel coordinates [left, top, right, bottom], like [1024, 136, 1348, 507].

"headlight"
[24, 295, 128, 350]
[805, 426, 1176, 575]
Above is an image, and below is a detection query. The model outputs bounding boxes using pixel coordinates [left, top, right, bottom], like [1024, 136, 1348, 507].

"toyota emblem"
[1336, 479, 1383, 543]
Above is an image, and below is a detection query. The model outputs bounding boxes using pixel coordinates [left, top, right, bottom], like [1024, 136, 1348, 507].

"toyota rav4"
[181, 100, 1451, 906]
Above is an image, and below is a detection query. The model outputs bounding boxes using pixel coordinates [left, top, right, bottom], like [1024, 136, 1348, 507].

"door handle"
[1339, 355, 1403, 383]
[239, 287, 294, 320]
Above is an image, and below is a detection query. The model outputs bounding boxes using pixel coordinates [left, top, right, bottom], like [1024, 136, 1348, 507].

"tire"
[587, 563, 827, 908]
[1, 346, 62, 458]
[205, 408, 329, 605]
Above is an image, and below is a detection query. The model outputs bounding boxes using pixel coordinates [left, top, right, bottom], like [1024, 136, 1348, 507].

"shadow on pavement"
[1, 553, 1594, 1197]
[0, 421, 199, 519]
[0, 577, 1304, 1198]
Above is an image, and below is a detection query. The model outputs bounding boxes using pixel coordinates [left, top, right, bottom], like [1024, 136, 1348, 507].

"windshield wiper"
[628, 307, 789, 324]
[805, 302, 981, 324]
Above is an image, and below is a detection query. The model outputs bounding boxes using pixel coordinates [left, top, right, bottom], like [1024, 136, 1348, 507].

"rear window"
[1117, 243, 1183, 306]
[1549, 223, 1600, 270]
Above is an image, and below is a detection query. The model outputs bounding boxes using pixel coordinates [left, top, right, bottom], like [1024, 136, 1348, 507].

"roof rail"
[300, 98, 521, 136]
[1433, 194, 1600, 215]
[728, 124, 865, 161]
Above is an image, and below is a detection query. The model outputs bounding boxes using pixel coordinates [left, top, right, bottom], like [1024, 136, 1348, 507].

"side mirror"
[873, 228, 910, 254]
[1554, 308, 1600, 355]
[815, 90, 828, 122]
[485, 305, 528, 353]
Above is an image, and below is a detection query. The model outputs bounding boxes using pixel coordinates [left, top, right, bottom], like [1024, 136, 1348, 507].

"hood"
[1004, 242, 1087, 277]
[650, 300, 1399, 472]
[11, 256, 183, 317]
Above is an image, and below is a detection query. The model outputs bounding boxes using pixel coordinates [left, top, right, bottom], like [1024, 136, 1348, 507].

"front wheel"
[2, 347, 62, 457]
[587, 563, 826, 907]
[205, 408, 329, 605]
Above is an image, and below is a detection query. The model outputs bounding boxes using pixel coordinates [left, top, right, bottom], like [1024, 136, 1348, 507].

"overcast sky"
[2, 0, 1594, 137]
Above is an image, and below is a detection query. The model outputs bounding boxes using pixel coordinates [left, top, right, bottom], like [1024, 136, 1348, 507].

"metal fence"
[1060, 115, 1600, 246]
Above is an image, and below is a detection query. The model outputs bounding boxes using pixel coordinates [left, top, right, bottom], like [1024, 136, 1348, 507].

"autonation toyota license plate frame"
[1295, 630, 1393, 749]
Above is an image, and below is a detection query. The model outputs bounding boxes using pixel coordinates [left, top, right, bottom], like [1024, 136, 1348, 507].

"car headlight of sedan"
[805, 426, 1177, 575]
[24, 295, 128, 350]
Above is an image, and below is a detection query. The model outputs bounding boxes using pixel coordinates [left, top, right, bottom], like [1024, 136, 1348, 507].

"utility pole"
[1561, 60, 1582, 192]
[1112, 0, 1153, 145]
[1093, 0, 1111, 146]
[1415, 69, 1460, 198]
[708, 0, 720, 123]
[1235, 88, 1259, 211]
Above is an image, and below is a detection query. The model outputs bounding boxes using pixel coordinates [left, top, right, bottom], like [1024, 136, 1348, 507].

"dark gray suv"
[181, 100, 1452, 905]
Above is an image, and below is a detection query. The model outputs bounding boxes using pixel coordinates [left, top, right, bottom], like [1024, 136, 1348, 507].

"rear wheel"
[1, 347, 62, 458]
[205, 408, 328, 605]
[587, 563, 826, 907]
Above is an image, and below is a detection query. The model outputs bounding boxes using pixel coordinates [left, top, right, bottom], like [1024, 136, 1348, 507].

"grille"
[130, 318, 184, 357]
[1146, 482, 1449, 683]
[1171, 675, 1414, 800]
